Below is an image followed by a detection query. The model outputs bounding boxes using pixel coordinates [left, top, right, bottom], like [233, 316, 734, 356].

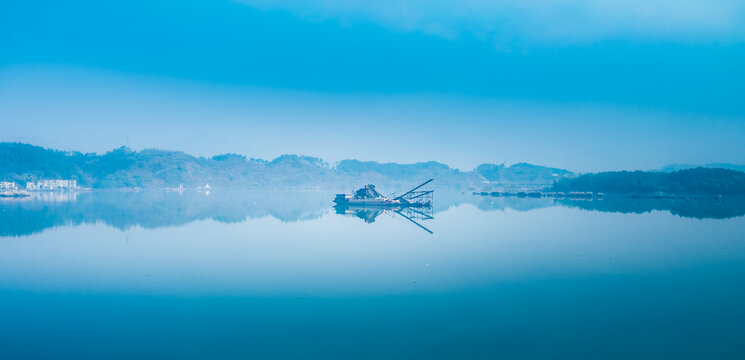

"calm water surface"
[1, 190, 744, 359]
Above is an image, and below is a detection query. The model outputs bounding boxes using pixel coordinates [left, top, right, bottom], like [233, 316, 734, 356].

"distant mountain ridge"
[0, 143, 574, 189]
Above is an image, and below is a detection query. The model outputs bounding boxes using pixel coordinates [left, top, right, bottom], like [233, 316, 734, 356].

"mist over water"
[2, 190, 744, 237]
[1, 191, 744, 358]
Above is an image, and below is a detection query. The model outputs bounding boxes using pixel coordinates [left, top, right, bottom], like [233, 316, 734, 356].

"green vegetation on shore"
[552, 168, 745, 195]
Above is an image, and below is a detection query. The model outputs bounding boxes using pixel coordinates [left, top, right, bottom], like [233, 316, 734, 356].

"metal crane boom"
[406, 190, 433, 200]
[394, 179, 434, 200]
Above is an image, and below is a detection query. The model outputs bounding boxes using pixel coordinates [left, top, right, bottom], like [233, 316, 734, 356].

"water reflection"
[558, 196, 745, 219]
[473, 194, 745, 219]
[2, 190, 745, 359]
[0, 190, 330, 236]
[334, 204, 435, 233]
[2, 190, 745, 236]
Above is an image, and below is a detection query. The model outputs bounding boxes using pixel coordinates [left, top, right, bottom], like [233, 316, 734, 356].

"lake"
[1, 190, 744, 359]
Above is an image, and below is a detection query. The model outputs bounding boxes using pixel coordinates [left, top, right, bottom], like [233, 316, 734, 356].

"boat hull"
[333, 197, 430, 208]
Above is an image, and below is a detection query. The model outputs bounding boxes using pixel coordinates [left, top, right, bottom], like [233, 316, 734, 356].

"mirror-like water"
[1, 190, 744, 359]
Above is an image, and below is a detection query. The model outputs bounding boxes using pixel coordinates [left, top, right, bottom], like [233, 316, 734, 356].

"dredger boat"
[333, 179, 434, 207]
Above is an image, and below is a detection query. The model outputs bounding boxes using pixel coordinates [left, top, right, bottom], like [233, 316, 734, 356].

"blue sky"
[1, 0, 744, 171]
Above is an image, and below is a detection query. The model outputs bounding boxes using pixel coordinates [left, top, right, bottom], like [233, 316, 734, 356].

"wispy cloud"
[237, 0, 745, 44]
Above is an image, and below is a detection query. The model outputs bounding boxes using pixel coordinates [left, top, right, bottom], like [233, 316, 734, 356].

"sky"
[1, 0, 744, 171]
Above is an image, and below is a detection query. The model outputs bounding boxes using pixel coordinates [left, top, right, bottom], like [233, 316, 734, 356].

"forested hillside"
[0, 143, 573, 189]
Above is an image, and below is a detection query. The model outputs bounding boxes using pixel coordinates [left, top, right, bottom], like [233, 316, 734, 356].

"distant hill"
[552, 168, 745, 195]
[0, 143, 573, 189]
[476, 163, 574, 184]
[659, 163, 745, 173]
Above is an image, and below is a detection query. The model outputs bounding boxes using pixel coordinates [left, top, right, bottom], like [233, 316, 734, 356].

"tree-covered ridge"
[659, 163, 745, 173]
[552, 168, 745, 195]
[0, 142, 573, 189]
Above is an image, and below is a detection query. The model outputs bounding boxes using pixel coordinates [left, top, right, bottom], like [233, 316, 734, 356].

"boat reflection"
[334, 204, 435, 234]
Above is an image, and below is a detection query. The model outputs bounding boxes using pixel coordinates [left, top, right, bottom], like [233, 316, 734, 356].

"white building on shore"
[26, 179, 78, 191]
[0, 181, 18, 190]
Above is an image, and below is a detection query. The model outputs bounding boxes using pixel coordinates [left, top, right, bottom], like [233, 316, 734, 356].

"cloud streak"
[238, 0, 745, 44]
